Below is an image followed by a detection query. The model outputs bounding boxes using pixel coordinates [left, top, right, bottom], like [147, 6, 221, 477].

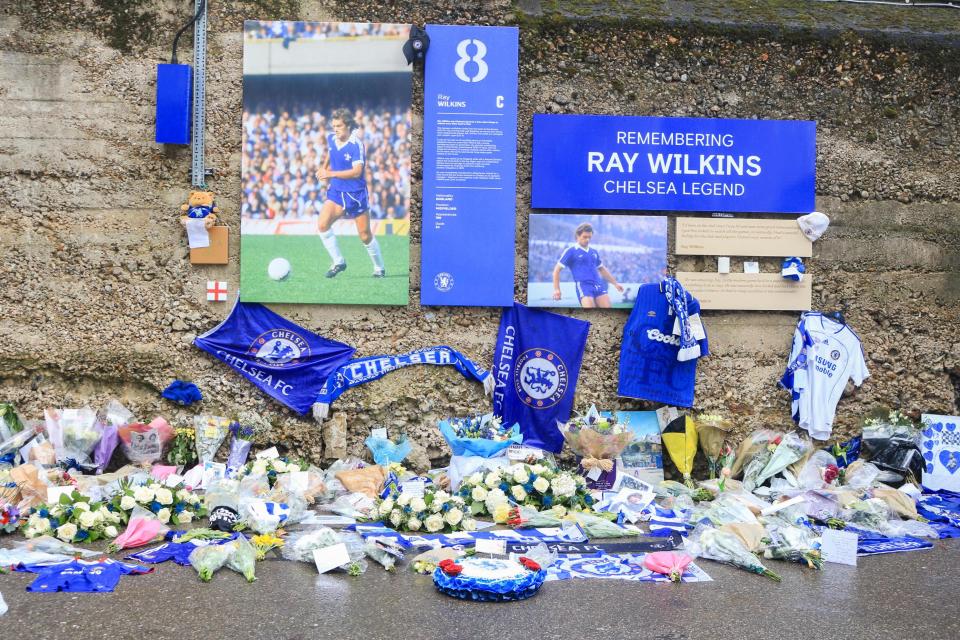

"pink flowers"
[643, 551, 693, 583]
[823, 464, 840, 485]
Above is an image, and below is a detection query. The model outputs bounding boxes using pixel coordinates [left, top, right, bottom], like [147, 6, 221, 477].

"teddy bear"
[179, 190, 219, 229]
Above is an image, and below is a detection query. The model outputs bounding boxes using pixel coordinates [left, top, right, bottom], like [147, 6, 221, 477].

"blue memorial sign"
[532, 114, 815, 213]
[420, 25, 519, 306]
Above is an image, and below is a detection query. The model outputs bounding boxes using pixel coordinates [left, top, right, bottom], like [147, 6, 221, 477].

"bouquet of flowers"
[250, 533, 284, 560]
[375, 485, 474, 533]
[439, 414, 522, 458]
[118, 417, 175, 464]
[741, 432, 782, 492]
[1, 501, 24, 534]
[558, 406, 634, 490]
[110, 481, 205, 526]
[194, 416, 230, 465]
[23, 491, 123, 543]
[365, 432, 412, 467]
[167, 427, 198, 467]
[237, 457, 309, 488]
[643, 551, 694, 583]
[0, 403, 24, 441]
[661, 415, 699, 488]
[456, 463, 593, 523]
[224, 535, 257, 583]
[752, 432, 810, 488]
[44, 407, 102, 466]
[687, 525, 781, 581]
[226, 423, 257, 477]
[761, 517, 823, 570]
[695, 414, 733, 479]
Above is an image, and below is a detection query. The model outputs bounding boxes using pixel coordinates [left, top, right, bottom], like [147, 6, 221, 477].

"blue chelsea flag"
[492, 303, 590, 453]
[194, 301, 356, 415]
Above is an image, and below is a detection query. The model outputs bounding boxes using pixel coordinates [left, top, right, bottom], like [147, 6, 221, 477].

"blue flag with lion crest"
[492, 303, 590, 452]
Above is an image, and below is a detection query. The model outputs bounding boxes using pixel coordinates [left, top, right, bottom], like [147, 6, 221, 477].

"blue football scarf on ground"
[492, 303, 590, 453]
[312, 346, 492, 419]
[857, 536, 933, 556]
[193, 300, 356, 415]
[349, 523, 586, 549]
[17, 559, 153, 593]
[545, 552, 711, 583]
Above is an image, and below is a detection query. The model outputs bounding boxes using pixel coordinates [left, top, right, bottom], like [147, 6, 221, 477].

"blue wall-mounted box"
[155, 63, 192, 144]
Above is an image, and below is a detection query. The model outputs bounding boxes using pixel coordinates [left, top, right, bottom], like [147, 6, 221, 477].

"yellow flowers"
[492, 503, 512, 524]
[250, 534, 284, 561]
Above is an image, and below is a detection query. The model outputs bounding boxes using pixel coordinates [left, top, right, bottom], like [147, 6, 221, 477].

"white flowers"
[156, 508, 171, 524]
[407, 517, 422, 531]
[533, 477, 550, 493]
[397, 493, 412, 507]
[471, 486, 488, 502]
[379, 498, 395, 516]
[424, 514, 444, 533]
[484, 472, 500, 489]
[390, 509, 404, 527]
[485, 489, 507, 515]
[410, 497, 427, 513]
[78, 510, 99, 529]
[512, 467, 529, 484]
[551, 475, 576, 498]
[445, 508, 464, 526]
[468, 473, 484, 485]
[56, 523, 78, 542]
[180, 511, 194, 524]
[511, 485, 527, 502]
[462, 518, 477, 531]
[133, 486, 154, 503]
[73, 501, 90, 512]
[154, 488, 174, 506]
[104, 525, 119, 538]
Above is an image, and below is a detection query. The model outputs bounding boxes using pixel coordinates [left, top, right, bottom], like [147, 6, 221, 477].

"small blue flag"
[491, 303, 589, 453]
[193, 301, 355, 415]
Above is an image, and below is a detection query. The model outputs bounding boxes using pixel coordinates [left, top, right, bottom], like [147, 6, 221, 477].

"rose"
[119, 495, 136, 511]
[468, 473, 484, 485]
[531, 464, 547, 475]
[390, 509, 404, 527]
[104, 525, 118, 538]
[73, 502, 90, 512]
[533, 477, 550, 493]
[154, 488, 174, 506]
[180, 511, 194, 524]
[512, 467, 529, 484]
[379, 499, 394, 516]
[484, 472, 501, 489]
[157, 508, 171, 524]
[519, 557, 542, 571]
[27, 514, 50, 532]
[492, 503, 511, 524]
[552, 505, 567, 518]
[434, 490, 450, 502]
[133, 486, 154, 503]
[78, 510, 99, 529]
[425, 514, 444, 533]
[56, 522, 78, 542]
[397, 493, 412, 507]
[471, 486, 488, 502]
[445, 508, 464, 526]
[485, 489, 507, 514]
[511, 485, 527, 502]
[407, 517, 422, 531]
[410, 497, 427, 513]
[551, 475, 576, 497]
[823, 464, 840, 485]
[462, 518, 477, 532]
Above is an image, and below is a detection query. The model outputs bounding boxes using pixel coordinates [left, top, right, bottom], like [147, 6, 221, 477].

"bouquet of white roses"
[456, 463, 594, 524]
[23, 491, 123, 543]
[110, 481, 205, 526]
[237, 456, 309, 488]
[375, 485, 475, 533]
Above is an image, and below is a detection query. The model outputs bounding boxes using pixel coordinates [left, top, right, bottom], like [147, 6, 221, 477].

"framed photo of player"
[526, 214, 667, 309]
[240, 21, 412, 305]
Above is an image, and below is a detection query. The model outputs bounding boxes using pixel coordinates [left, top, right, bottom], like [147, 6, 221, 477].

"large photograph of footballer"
[240, 21, 412, 305]
[526, 213, 668, 309]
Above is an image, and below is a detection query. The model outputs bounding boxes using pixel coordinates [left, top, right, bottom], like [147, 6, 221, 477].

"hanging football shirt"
[779, 312, 869, 440]
[17, 559, 153, 593]
[618, 282, 709, 407]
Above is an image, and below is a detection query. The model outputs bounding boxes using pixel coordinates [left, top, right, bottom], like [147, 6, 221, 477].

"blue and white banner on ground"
[546, 552, 712, 583]
[193, 300, 356, 415]
[349, 523, 585, 549]
[492, 303, 590, 453]
[532, 114, 816, 213]
[420, 25, 519, 306]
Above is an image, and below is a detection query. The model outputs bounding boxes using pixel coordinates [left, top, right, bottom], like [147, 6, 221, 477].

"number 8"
[455, 38, 488, 82]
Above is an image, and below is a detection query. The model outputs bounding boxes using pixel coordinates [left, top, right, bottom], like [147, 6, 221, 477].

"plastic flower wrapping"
[226, 423, 258, 477]
[22, 490, 123, 544]
[194, 416, 231, 465]
[224, 535, 258, 583]
[760, 515, 823, 570]
[107, 506, 169, 553]
[0, 403, 25, 442]
[364, 433, 412, 467]
[118, 416, 175, 465]
[661, 415, 699, 488]
[559, 406, 634, 461]
[375, 484, 473, 533]
[189, 543, 234, 582]
[167, 427, 198, 467]
[687, 524, 781, 581]
[109, 481, 206, 526]
[695, 414, 733, 479]
[456, 463, 593, 523]
[280, 526, 367, 574]
[44, 407, 102, 467]
[643, 551, 694, 583]
[237, 457, 310, 488]
[439, 414, 522, 458]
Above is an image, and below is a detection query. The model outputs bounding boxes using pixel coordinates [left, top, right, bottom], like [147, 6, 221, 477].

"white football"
[267, 257, 291, 281]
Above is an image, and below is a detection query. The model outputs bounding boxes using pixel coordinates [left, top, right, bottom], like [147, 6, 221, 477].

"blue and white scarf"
[347, 523, 585, 550]
[661, 278, 700, 362]
[546, 552, 712, 583]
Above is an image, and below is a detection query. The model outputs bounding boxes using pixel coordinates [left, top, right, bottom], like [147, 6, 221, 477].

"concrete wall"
[1, 1, 958, 469]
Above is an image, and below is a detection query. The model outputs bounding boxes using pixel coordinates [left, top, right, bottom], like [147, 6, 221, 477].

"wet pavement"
[1, 536, 958, 640]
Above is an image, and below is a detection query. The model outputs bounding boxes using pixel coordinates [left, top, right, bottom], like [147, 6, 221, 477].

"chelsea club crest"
[248, 330, 311, 367]
[434, 272, 455, 292]
[515, 348, 568, 409]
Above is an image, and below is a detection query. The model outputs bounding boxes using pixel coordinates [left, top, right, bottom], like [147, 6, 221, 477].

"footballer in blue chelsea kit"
[316, 108, 385, 279]
[552, 222, 624, 308]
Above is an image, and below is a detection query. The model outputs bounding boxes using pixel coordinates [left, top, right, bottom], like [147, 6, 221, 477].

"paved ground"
[1, 535, 957, 640]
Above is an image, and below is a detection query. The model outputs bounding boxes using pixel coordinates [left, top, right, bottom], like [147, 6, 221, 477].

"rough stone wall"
[1, 1, 959, 470]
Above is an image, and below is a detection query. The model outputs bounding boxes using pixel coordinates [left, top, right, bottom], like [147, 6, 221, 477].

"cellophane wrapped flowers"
[558, 406, 634, 489]
[439, 414, 522, 458]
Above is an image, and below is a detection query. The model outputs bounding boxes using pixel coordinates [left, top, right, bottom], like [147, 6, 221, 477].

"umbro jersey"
[326, 132, 365, 192]
[557, 244, 602, 284]
[18, 559, 152, 593]
[617, 283, 709, 407]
